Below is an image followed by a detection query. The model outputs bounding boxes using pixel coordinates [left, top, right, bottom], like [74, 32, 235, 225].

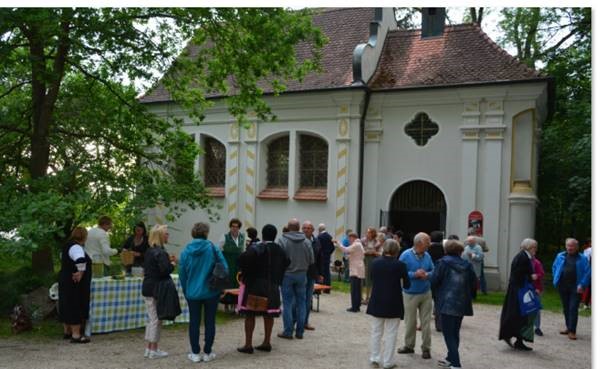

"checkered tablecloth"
[89, 274, 189, 334]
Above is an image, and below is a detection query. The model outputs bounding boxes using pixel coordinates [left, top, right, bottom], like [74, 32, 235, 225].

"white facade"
[144, 8, 550, 289]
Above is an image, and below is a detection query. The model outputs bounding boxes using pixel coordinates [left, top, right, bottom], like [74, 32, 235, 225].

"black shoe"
[237, 346, 254, 354]
[277, 332, 293, 340]
[397, 347, 414, 354]
[514, 340, 533, 351]
[346, 308, 359, 313]
[503, 337, 514, 348]
[295, 334, 303, 339]
[254, 344, 272, 352]
[535, 328, 544, 336]
[422, 351, 431, 359]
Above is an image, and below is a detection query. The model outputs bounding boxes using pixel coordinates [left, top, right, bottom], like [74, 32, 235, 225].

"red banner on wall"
[468, 211, 484, 237]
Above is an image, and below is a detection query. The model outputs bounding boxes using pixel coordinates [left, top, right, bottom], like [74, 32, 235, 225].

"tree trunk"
[32, 246, 55, 276]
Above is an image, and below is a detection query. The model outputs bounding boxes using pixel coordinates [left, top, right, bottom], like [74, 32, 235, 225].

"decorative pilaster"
[243, 122, 257, 229]
[334, 104, 351, 239]
[226, 123, 240, 221]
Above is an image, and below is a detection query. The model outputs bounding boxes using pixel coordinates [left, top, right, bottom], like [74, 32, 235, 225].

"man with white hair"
[552, 238, 591, 340]
[397, 232, 434, 359]
[317, 223, 334, 289]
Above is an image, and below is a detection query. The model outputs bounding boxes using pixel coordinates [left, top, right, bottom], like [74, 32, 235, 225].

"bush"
[0, 263, 57, 314]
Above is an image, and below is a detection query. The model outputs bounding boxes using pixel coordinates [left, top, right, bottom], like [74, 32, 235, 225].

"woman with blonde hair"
[59, 226, 92, 343]
[142, 224, 175, 359]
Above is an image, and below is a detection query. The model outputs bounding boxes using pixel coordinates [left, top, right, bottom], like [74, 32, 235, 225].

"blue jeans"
[441, 314, 463, 368]
[559, 286, 580, 333]
[479, 261, 487, 293]
[321, 258, 332, 286]
[187, 295, 219, 354]
[281, 272, 307, 337]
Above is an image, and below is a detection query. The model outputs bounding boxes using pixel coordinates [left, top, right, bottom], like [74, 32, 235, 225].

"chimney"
[421, 8, 446, 38]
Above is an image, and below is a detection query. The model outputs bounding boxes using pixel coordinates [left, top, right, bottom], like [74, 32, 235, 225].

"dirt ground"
[0, 291, 591, 369]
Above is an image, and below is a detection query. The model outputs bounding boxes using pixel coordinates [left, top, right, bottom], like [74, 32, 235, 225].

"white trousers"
[144, 297, 160, 343]
[370, 316, 400, 367]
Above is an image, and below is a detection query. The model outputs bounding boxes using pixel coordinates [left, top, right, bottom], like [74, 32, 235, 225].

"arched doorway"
[385, 180, 447, 237]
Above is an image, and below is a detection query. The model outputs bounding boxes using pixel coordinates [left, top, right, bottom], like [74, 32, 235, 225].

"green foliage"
[0, 8, 325, 258]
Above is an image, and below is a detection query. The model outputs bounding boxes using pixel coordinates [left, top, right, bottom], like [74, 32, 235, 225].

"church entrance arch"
[384, 180, 447, 240]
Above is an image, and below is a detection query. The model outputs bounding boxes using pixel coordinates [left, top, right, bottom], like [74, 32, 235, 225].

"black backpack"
[208, 246, 231, 291]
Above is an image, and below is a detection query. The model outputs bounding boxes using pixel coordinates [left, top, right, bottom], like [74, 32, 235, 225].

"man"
[552, 238, 591, 340]
[301, 220, 322, 331]
[317, 223, 334, 289]
[277, 218, 314, 339]
[85, 216, 117, 275]
[427, 231, 444, 332]
[398, 232, 434, 359]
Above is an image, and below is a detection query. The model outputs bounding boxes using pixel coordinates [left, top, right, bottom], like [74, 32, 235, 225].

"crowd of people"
[57, 215, 591, 369]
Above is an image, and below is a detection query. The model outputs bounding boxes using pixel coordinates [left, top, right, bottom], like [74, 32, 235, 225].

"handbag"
[244, 242, 271, 312]
[154, 277, 182, 320]
[518, 280, 542, 316]
[245, 294, 269, 311]
[208, 246, 231, 291]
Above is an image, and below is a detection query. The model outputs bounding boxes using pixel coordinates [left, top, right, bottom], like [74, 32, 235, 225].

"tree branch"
[67, 60, 134, 109]
[0, 80, 30, 100]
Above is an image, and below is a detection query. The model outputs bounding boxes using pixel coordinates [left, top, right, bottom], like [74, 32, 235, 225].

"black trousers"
[350, 276, 362, 311]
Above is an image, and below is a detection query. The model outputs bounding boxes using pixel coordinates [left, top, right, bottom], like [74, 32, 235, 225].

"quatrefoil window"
[404, 112, 439, 146]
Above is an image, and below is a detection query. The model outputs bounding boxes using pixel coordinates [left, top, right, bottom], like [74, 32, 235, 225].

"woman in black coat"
[122, 221, 149, 269]
[431, 239, 476, 369]
[58, 226, 92, 343]
[366, 239, 410, 369]
[498, 239, 537, 351]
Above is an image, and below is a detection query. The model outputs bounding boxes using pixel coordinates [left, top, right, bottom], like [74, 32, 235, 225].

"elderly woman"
[236, 224, 290, 354]
[142, 224, 175, 359]
[335, 232, 365, 312]
[462, 236, 484, 292]
[180, 222, 228, 363]
[59, 226, 92, 343]
[367, 239, 410, 369]
[431, 239, 476, 369]
[219, 218, 245, 288]
[498, 238, 538, 351]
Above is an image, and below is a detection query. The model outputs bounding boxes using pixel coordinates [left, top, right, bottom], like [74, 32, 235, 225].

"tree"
[497, 8, 591, 250]
[0, 8, 325, 273]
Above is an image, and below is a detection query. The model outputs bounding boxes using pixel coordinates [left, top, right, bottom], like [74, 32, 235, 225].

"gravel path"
[0, 291, 591, 369]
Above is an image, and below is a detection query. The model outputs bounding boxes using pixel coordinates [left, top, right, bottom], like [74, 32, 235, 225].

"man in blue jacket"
[397, 232, 434, 359]
[552, 237, 591, 340]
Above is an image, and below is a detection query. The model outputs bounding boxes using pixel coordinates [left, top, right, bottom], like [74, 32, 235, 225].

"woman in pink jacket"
[335, 232, 365, 312]
[529, 243, 545, 336]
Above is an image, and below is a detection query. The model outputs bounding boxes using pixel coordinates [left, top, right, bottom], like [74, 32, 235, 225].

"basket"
[120, 250, 135, 266]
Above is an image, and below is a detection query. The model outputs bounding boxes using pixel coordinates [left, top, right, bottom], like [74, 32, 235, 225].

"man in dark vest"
[219, 218, 245, 289]
[317, 223, 334, 290]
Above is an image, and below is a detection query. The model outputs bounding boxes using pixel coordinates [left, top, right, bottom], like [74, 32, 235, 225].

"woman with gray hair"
[179, 222, 228, 363]
[366, 239, 410, 369]
[498, 238, 538, 351]
[431, 239, 476, 369]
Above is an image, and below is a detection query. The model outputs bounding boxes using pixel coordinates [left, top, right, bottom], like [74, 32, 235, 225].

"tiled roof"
[368, 24, 543, 90]
[139, 8, 375, 103]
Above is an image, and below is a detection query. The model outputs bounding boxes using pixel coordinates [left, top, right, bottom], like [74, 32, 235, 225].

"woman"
[361, 227, 381, 303]
[179, 222, 228, 363]
[367, 239, 410, 369]
[219, 218, 245, 288]
[58, 226, 92, 343]
[121, 222, 149, 272]
[431, 239, 476, 369]
[236, 224, 290, 354]
[335, 232, 364, 312]
[529, 242, 545, 336]
[499, 238, 538, 351]
[246, 227, 260, 249]
[142, 224, 175, 359]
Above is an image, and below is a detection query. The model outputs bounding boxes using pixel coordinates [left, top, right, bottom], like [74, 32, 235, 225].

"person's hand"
[318, 275, 324, 283]
[577, 286, 584, 294]
[72, 271, 83, 283]
[169, 254, 177, 265]
[414, 269, 426, 279]
[133, 251, 141, 257]
[531, 273, 538, 281]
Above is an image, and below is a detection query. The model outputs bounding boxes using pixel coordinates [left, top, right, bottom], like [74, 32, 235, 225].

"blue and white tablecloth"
[89, 274, 189, 334]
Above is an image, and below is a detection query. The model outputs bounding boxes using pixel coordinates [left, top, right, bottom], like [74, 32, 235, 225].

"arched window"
[266, 136, 289, 187]
[404, 112, 439, 146]
[299, 134, 328, 188]
[203, 136, 226, 188]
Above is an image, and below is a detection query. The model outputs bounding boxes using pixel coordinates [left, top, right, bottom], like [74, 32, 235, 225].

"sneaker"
[383, 364, 396, 369]
[370, 360, 380, 368]
[188, 353, 202, 363]
[438, 359, 452, 367]
[144, 348, 150, 358]
[202, 352, 216, 362]
[148, 350, 168, 359]
[534, 328, 544, 336]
